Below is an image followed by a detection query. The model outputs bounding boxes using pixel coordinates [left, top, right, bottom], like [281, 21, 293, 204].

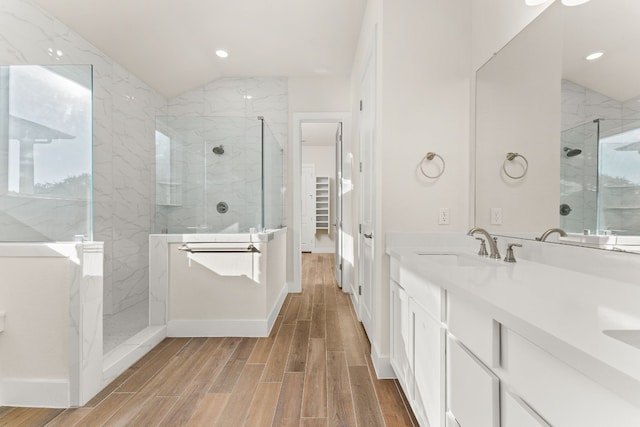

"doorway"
[292, 112, 351, 294]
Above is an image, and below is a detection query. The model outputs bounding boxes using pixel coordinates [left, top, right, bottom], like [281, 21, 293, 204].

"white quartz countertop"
[386, 235, 640, 406]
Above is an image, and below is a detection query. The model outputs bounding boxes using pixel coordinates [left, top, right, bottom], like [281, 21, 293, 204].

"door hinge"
[359, 223, 362, 234]
[358, 285, 362, 295]
[359, 100, 363, 111]
[339, 262, 343, 271]
[359, 162, 363, 173]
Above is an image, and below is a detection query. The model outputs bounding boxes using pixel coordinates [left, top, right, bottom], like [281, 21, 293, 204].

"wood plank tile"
[44, 408, 92, 426]
[313, 283, 325, 305]
[261, 323, 295, 382]
[214, 363, 264, 427]
[302, 338, 327, 418]
[84, 366, 135, 407]
[248, 315, 284, 364]
[74, 392, 133, 426]
[326, 351, 356, 427]
[338, 309, 367, 366]
[128, 396, 179, 425]
[0, 407, 15, 418]
[366, 354, 416, 427]
[299, 293, 313, 320]
[325, 308, 343, 351]
[271, 372, 305, 427]
[283, 295, 302, 324]
[349, 365, 385, 427]
[209, 338, 257, 393]
[301, 418, 328, 427]
[310, 303, 326, 339]
[186, 394, 229, 426]
[0, 407, 62, 426]
[243, 382, 281, 427]
[325, 284, 338, 312]
[395, 379, 420, 427]
[117, 338, 190, 393]
[286, 320, 311, 372]
[155, 337, 209, 396]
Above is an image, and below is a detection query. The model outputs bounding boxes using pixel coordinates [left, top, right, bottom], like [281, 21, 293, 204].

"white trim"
[0, 378, 70, 408]
[292, 112, 351, 295]
[370, 341, 395, 379]
[267, 283, 289, 331]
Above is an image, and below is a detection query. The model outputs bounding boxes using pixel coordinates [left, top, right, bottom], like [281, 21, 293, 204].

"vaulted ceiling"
[33, 0, 367, 98]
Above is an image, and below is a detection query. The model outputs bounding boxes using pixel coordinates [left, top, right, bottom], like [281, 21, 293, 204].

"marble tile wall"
[0, 0, 165, 316]
[161, 77, 287, 233]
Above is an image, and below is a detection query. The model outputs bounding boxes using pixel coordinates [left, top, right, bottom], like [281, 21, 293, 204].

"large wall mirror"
[475, 0, 640, 252]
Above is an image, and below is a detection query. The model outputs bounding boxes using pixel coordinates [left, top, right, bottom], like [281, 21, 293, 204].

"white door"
[301, 164, 315, 252]
[334, 122, 343, 287]
[359, 47, 376, 339]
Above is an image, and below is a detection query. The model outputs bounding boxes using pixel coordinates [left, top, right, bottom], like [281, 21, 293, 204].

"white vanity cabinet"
[411, 298, 446, 427]
[389, 257, 446, 427]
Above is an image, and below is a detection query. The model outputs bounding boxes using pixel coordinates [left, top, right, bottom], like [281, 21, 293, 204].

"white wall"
[349, 0, 472, 369]
[301, 143, 336, 252]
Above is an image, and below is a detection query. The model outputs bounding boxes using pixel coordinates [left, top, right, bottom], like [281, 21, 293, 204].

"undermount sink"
[603, 329, 640, 351]
[416, 252, 500, 267]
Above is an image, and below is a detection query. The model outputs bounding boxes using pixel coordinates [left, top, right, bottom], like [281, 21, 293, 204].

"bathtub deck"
[0, 254, 417, 427]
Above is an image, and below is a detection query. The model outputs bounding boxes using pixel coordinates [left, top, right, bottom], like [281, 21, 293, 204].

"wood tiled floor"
[0, 253, 417, 427]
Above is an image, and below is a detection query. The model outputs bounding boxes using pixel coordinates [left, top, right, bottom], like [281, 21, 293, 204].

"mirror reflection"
[475, 0, 640, 252]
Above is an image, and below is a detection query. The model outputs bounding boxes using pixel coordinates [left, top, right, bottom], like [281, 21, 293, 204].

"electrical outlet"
[491, 208, 503, 225]
[439, 208, 450, 225]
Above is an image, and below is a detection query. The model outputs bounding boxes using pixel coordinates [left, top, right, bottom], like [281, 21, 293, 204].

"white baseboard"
[0, 378, 70, 408]
[371, 341, 395, 379]
[288, 280, 301, 293]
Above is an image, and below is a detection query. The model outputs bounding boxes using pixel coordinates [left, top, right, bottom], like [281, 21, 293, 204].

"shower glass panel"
[263, 124, 285, 230]
[598, 119, 640, 235]
[155, 116, 284, 233]
[560, 120, 598, 233]
[0, 65, 93, 241]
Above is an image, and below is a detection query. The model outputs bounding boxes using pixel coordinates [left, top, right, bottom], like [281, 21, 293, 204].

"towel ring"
[420, 152, 445, 179]
[503, 152, 528, 180]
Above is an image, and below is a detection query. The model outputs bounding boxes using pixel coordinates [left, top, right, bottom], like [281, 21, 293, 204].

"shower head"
[212, 145, 224, 155]
[563, 147, 582, 157]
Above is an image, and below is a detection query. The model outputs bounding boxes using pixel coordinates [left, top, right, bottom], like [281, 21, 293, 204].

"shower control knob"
[559, 203, 572, 216]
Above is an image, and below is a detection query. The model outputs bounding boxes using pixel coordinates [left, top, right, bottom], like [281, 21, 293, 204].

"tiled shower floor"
[103, 299, 149, 355]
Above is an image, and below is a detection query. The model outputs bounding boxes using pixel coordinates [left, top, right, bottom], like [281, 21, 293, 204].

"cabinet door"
[390, 280, 412, 397]
[448, 337, 499, 427]
[502, 390, 550, 427]
[411, 298, 445, 427]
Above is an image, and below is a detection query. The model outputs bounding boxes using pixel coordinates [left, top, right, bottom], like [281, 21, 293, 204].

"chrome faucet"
[467, 227, 501, 259]
[536, 228, 567, 242]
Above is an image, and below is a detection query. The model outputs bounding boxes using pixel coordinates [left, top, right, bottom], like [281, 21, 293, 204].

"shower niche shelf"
[315, 176, 330, 231]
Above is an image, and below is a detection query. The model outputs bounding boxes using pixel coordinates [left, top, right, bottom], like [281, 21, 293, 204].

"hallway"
[0, 254, 416, 427]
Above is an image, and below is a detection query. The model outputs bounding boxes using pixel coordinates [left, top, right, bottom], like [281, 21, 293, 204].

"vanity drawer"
[448, 336, 499, 427]
[401, 267, 443, 321]
[447, 292, 500, 367]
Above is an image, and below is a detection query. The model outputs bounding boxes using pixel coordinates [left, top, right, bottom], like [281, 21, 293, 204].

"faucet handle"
[504, 243, 522, 263]
[475, 237, 488, 256]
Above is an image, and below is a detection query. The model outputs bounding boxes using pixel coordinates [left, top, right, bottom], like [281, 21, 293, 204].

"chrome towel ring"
[420, 152, 445, 179]
[503, 152, 528, 180]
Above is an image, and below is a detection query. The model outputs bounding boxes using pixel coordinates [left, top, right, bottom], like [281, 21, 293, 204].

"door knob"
[364, 232, 373, 239]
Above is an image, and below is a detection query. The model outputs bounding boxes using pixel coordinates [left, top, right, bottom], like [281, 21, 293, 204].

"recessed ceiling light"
[585, 51, 604, 61]
[215, 50, 229, 58]
[561, 0, 591, 5]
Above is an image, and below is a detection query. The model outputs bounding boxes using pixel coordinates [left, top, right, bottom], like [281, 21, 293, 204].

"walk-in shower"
[560, 118, 640, 235]
[154, 115, 285, 234]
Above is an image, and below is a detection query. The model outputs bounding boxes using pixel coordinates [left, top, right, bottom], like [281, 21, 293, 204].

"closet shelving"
[315, 176, 330, 231]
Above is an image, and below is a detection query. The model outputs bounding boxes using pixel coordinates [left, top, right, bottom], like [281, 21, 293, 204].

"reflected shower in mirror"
[475, 0, 640, 252]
